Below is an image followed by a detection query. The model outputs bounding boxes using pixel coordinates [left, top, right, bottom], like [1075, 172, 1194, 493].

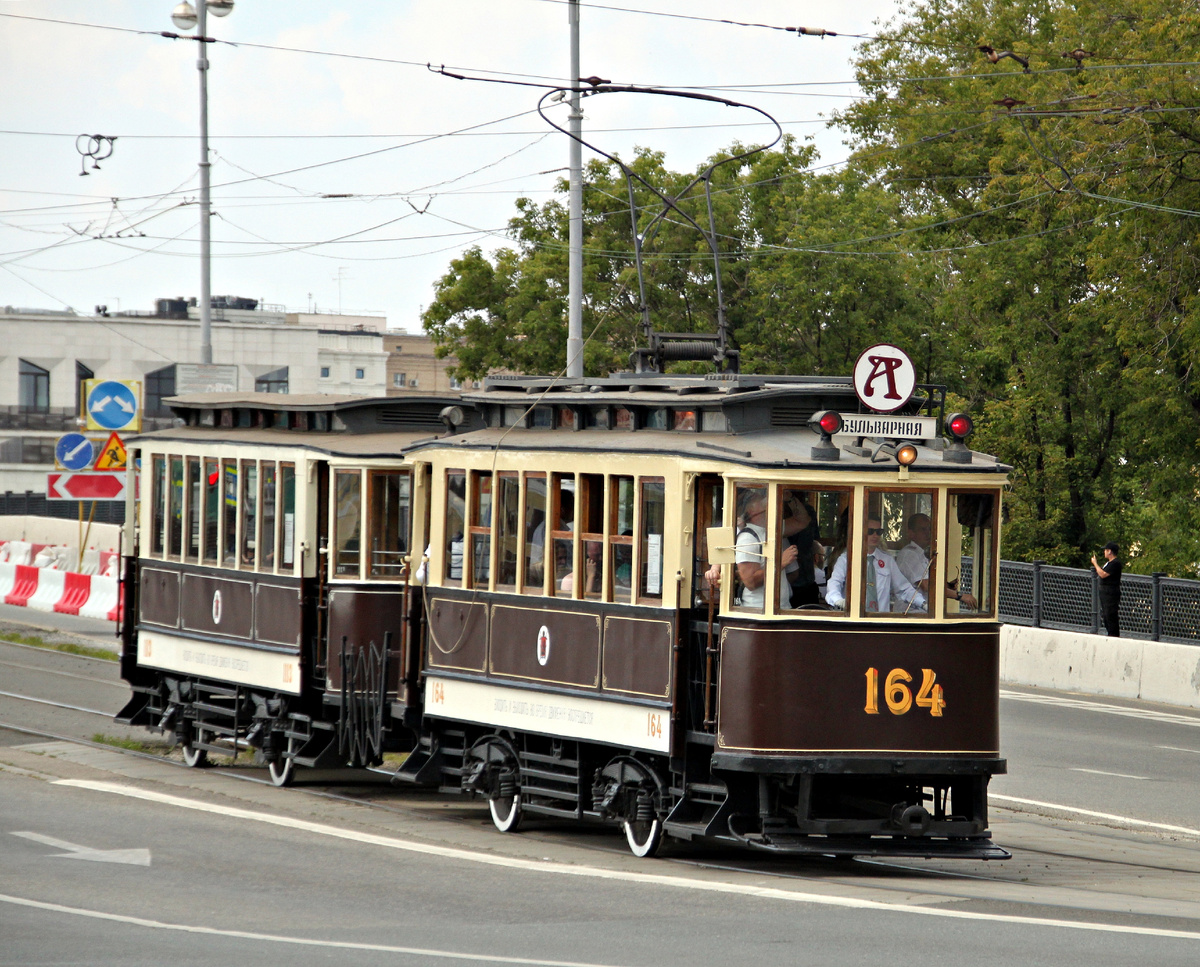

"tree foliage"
[423, 0, 1200, 575]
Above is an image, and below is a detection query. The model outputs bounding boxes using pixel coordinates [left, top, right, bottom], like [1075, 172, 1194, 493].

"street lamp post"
[170, 0, 233, 366]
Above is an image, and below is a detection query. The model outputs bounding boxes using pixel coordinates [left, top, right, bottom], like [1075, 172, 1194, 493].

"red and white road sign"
[47, 471, 128, 501]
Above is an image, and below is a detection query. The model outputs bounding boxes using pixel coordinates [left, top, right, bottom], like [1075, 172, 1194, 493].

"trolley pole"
[565, 0, 584, 379]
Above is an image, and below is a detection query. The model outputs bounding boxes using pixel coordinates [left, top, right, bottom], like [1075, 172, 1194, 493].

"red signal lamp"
[809, 409, 842, 461]
[947, 413, 973, 441]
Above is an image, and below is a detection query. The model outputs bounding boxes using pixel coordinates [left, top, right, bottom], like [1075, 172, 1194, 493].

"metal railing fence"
[997, 561, 1200, 645]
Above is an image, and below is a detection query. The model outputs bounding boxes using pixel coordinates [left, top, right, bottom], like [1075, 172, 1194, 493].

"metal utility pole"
[566, 0, 584, 378]
[196, 0, 214, 364]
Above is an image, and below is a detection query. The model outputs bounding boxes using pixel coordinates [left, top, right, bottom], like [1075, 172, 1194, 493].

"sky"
[0, 0, 904, 332]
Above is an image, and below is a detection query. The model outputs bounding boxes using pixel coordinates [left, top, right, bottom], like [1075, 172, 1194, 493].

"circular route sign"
[852, 344, 916, 414]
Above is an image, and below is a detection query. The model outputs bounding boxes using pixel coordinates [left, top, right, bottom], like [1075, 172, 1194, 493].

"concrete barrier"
[0, 561, 122, 622]
[1001, 625, 1200, 710]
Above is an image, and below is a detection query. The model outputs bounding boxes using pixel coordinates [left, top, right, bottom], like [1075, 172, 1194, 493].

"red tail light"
[947, 413, 973, 439]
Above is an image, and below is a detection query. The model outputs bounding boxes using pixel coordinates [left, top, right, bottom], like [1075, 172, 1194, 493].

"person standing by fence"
[1091, 541, 1123, 637]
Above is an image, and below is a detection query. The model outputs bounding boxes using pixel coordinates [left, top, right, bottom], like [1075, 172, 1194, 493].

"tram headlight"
[896, 442, 919, 466]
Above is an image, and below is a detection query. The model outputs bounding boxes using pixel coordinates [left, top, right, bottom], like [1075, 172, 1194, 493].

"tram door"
[314, 461, 331, 679]
[691, 474, 724, 733]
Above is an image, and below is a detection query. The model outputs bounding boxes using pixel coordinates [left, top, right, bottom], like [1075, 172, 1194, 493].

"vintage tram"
[118, 374, 1009, 860]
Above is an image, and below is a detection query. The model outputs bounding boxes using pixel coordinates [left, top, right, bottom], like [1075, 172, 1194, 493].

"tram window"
[223, 461, 238, 564]
[947, 490, 998, 616]
[279, 463, 296, 570]
[522, 472, 547, 593]
[556, 407, 576, 430]
[672, 410, 696, 431]
[494, 472, 519, 588]
[693, 475, 724, 603]
[368, 470, 410, 578]
[203, 457, 219, 564]
[778, 488, 848, 612]
[150, 455, 165, 557]
[701, 410, 727, 432]
[638, 478, 665, 602]
[614, 407, 633, 430]
[260, 463, 277, 572]
[530, 407, 553, 429]
[846, 489, 935, 616]
[731, 484, 768, 614]
[582, 408, 610, 430]
[444, 471, 466, 585]
[645, 409, 667, 430]
[503, 405, 527, 427]
[240, 461, 258, 569]
[186, 457, 201, 563]
[563, 474, 602, 599]
[468, 471, 492, 588]
[609, 475, 634, 603]
[550, 474, 576, 597]
[168, 457, 184, 559]
[333, 469, 361, 577]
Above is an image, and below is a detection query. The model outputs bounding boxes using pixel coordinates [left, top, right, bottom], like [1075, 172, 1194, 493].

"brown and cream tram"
[119, 375, 1009, 860]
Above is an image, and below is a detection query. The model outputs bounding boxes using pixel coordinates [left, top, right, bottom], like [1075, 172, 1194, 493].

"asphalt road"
[3, 612, 1200, 965]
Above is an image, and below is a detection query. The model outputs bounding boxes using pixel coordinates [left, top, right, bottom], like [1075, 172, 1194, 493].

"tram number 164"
[647, 712, 664, 739]
[865, 667, 945, 717]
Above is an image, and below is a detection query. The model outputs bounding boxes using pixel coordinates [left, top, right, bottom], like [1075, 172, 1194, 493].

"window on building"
[449, 376, 462, 390]
[18, 359, 49, 413]
[393, 372, 406, 388]
[75, 361, 94, 417]
[320, 366, 331, 379]
[354, 368, 365, 380]
[144, 364, 177, 416]
[255, 367, 288, 394]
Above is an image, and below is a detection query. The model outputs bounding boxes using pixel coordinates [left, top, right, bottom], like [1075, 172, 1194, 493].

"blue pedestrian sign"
[55, 432, 95, 472]
[85, 379, 141, 432]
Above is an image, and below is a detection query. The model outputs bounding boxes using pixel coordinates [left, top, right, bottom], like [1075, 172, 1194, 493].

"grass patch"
[0, 631, 117, 662]
[90, 733, 167, 754]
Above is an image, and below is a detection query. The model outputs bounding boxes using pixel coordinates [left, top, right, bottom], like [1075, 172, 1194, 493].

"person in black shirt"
[1091, 541, 1123, 637]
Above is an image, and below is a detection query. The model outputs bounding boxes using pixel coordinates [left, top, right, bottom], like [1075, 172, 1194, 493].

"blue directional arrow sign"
[54, 433, 95, 472]
[86, 380, 140, 432]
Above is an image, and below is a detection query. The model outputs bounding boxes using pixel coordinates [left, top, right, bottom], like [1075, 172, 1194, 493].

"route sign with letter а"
[84, 379, 141, 432]
[852, 344, 916, 414]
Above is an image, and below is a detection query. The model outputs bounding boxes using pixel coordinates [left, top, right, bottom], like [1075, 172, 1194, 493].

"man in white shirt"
[895, 512, 976, 610]
[734, 493, 797, 609]
[825, 516, 926, 613]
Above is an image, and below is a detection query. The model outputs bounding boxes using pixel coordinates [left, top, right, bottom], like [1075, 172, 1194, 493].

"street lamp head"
[170, 1, 197, 29]
[208, 0, 235, 17]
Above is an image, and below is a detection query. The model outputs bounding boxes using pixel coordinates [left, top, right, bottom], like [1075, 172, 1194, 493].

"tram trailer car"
[405, 373, 1010, 859]
[117, 393, 478, 786]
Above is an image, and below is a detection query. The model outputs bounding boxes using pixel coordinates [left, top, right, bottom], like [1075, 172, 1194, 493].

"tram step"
[520, 750, 580, 768]
[518, 764, 579, 784]
[192, 701, 237, 717]
[522, 801, 582, 820]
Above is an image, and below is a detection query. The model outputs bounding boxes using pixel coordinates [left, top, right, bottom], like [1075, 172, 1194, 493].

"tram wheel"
[267, 740, 295, 788]
[623, 817, 663, 858]
[181, 741, 208, 768]
[489, 789, 523, 833]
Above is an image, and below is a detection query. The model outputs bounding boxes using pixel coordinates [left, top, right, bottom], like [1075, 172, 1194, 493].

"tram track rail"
[4, 715, 1200, 930]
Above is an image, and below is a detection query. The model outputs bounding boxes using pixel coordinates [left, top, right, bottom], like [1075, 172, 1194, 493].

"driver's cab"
[707, 480, 998, 620]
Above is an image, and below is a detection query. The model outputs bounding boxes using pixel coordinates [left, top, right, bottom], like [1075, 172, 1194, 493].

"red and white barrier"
[0, 562, 122, 622]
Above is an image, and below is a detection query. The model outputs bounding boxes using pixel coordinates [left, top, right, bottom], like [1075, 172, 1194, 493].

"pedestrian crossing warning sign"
[93, 431, 127, 470]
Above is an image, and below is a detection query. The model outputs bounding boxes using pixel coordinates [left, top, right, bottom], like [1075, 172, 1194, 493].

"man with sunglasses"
[825, 516, 926, 613]
[896, 512, 978, 610]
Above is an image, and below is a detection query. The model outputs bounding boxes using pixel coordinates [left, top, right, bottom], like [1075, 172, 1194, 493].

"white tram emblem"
[212, 589, 223, 625]
[853, 344, 916, 414]
[536, 625, 551, 666]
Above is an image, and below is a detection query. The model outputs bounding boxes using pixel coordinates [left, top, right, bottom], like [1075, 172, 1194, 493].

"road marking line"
[11, 831, 150, 866]
[0, 893, 626, 967]
[990, 794, 1200, 838]
[1000, 690, 1200, 727]
[52, 780, 1200, 940]
[1068, 768, 1151, 781]
[1158, 745, 1200, 755]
